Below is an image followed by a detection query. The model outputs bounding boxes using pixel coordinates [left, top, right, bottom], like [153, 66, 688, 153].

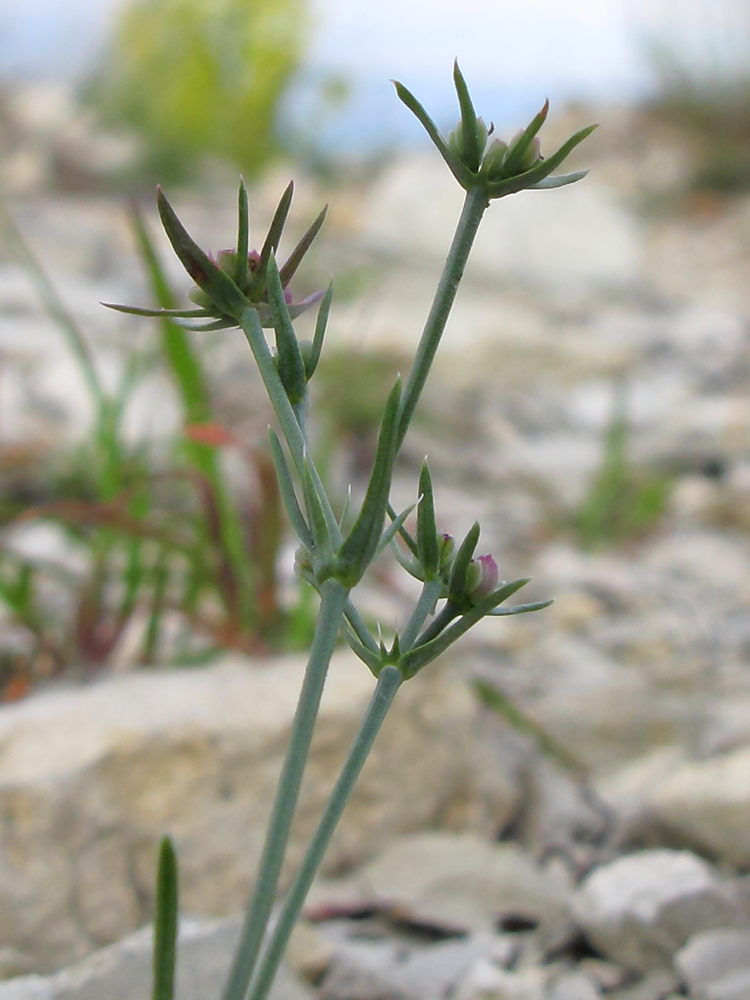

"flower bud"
[216, 249, 236, 275]
[438, 533, 455, 572]
[506, 131, 543, 173]
[466, 553, 499, 602]
[481, 138, 509, 179]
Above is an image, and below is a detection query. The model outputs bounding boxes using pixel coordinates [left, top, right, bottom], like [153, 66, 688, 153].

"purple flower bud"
[467, 553, 499, 602]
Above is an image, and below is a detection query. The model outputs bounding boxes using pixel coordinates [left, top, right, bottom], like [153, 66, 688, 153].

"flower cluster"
[394, 61, 596, 200]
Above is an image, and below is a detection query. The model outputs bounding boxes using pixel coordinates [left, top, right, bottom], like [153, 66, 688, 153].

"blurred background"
[3, 0, 750, 992]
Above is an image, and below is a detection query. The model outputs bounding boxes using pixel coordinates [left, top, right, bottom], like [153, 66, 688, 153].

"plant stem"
[414, 600, 459, 647]
[400, 578, 444, 651]
[240, 309, 342, 548]
[246, 666, 403, 1000]
[221, 578, 349, 1000]
[397, 185, 488, 449]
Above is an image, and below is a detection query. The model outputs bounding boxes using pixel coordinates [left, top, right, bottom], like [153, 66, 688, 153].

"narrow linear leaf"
[453, 60, 481, 172]
[375, 502, 416, 557]
[529, 169, 590, 190]
[267, 254, 307, 405]
[447, 521, 480, 605]
[417, 460, 439, 578]
[500, 98, 549, 178]
[473, 679, 583, 774]
[388, 501, 419, 557]
[304, 283, 333, 380]
[249, 181, 294, 300]
[392, 81, 475, 189]
[489, 599, 554, 616]
[236, 179, 250, 289]
[344, 599, 380, 654]
[279, 205, 329, 287]
[157, 188, 247, 319]
[102, 303, 208, 318]
[341, 619, 382, 675]
[301, 456, 333, 561]
[391, 538, 425, 581]
[268, 429, 313, 549]
[152, 837, 179, 1000]
[337, 379, 401, 585]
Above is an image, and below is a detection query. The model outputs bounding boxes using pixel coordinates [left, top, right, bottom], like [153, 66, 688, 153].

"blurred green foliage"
[86, 0, 307, 182]
[575, 381, 673, 550]
[646, 4, 750, 194]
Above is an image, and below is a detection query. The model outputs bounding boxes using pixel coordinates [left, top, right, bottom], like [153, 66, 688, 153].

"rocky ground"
[2, 85, 750, 998]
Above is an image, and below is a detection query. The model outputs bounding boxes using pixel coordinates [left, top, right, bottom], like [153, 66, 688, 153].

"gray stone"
[573, 850, 746, 973]
[0, 652, 516, 970]
[319, 931, 498, 1000]
[0, 917, 310, 1000]
[547, 971, 602, 1000]
[313, 832, 572, 938]
[675, 928, 750, 1000]
[454, 961, 549, 1000]
[647, 748, 750, 867]
[608, 969, 679, 1000]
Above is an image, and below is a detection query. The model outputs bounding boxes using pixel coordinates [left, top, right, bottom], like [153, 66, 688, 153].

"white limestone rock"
[0, 652, 517, 970]
[573, 850, 746, 973]
[675, 928, 750, 1000]
[0, 917, 310, 1000]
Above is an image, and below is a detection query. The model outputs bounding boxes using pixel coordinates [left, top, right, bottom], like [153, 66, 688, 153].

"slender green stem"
[400, 579, 444, 651]
[240, 309, 342, 548]
[246, 666, 403, 1000]
[221, 579, 349, 1000]
[397, 186, 488, 449]
[414, 600, 459, 648]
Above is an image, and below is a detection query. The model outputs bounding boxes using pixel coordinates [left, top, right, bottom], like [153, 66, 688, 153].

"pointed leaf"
[388, 501, 419, 558]
[341, 618, 382, 675]
[489, 598, 554, 616]
[529, 169, 589, 190]
[417, 460, 439, 578]
[376, 502, 416, 557]
[453, 60, 481, 172]
[301, 455, 334, 564]
[337, 379, 401, 586]
[102, 303, 208, 318]
[344, 598, 379, 653]
[175, 318, 235, 332]
[268, 429, 313, 549]
[499, 98, 549, 178]
[235, 178, 250, 289]
[447, 521, 480, 606]
[249, 181, 294, 301]
[152, 837, 179, 1000]
[304, 282, 333, 380]
[157, 188, 247, 319]
[392, 80, 475, 189]
[266, 253, 307, 405]
[391, 538, 425, 581]
[279, 205, 329, 287]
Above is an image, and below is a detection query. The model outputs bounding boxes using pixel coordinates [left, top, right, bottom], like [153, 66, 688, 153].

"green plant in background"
[85, 0, 306, 182]
[645, 1, 750, 194]
[108, 62, 596, 1000]
[575, 379, 673, 550]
